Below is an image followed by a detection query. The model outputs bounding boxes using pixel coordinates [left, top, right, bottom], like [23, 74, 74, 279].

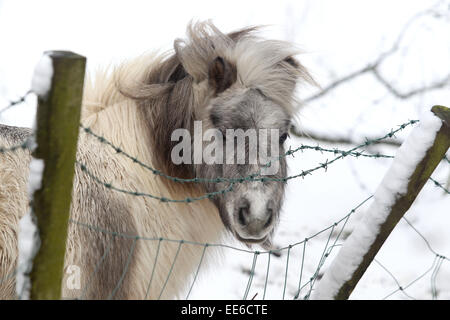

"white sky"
[0, 1, 443, 98]
[1, 0, 449, 129]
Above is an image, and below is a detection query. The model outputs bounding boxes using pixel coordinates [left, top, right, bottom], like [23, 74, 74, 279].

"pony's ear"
[284, 56, 300, 69]
[208, 56, 237, 94]
[282, 56, 318, 87]
[168, 62, 187, 83]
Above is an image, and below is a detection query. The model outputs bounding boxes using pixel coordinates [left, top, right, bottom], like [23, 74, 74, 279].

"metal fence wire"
[0, 91, 449, 300]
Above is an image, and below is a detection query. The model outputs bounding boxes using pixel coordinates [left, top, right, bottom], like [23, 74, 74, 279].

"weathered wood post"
[313, 105, 450, 300]
[29, 51, 86, 299]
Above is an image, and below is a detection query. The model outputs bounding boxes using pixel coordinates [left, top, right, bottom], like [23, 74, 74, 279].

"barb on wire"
[80, 119, 426, 187]
[76, 160, 235, 204]
[0, 91, 32, 117]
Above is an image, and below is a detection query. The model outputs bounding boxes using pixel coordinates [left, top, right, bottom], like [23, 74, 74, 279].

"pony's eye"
[279, 132, 289, 144]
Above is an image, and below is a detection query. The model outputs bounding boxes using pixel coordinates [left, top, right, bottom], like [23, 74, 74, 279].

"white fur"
[0, 22, 312, 299]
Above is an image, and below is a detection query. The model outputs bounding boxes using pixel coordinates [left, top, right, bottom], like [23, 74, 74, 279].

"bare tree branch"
[372, 69, 450, 100]
[302, 1, 450, 105]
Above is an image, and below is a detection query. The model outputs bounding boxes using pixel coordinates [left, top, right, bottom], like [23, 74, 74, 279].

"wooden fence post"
[29, 51, 86, 299]
[313, 105, 450, 300]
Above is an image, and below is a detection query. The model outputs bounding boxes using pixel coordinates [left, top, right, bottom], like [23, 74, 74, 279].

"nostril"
[238, 205, 249, 226]
[237, 198, 250, 226]
[264, 211, 273, 229]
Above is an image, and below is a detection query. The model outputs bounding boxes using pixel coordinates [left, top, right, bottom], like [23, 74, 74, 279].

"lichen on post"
[29, 51, 86, 300]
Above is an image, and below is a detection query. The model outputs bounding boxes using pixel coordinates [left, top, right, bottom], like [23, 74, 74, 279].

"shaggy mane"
[82, 21, 315, 177]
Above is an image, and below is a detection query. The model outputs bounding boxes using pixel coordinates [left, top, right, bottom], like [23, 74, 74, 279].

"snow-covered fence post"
[29, 51, 86, 299]
[313, 105, 450, 300]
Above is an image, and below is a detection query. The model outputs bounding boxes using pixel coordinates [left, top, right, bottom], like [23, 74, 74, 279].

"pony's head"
[125, 22, 314, 248]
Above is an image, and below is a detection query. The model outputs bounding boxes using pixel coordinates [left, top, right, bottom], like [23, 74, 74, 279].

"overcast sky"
[1, 1, 446, 121]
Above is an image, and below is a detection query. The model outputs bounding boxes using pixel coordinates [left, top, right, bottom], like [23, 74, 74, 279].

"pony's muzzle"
[233, 197, 274, 242]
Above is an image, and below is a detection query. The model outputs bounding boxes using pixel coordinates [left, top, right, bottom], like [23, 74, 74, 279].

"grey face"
[195, 88, 290, 247]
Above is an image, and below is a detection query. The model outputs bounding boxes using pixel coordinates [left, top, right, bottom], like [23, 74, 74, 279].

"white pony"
[0, 21, 313, 299]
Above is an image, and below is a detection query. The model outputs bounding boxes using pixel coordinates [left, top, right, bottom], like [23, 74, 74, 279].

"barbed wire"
[1, 95, 449, 195]
[76, 160, 236, 203]
[0, 139, 32, 154]
[1, 91, 449, 300]
[0, 91, 32, 118]
[429, 177, 450, 194]
[81, 120, 420, 185]
[78, 119, 449, 201]
[1, 110, 448, 199]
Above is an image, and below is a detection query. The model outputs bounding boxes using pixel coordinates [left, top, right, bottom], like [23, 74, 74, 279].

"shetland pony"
[0, 21, 314, 299]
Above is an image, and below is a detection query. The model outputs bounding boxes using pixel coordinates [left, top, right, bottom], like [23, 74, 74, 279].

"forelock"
[174, 21, 315, 115]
